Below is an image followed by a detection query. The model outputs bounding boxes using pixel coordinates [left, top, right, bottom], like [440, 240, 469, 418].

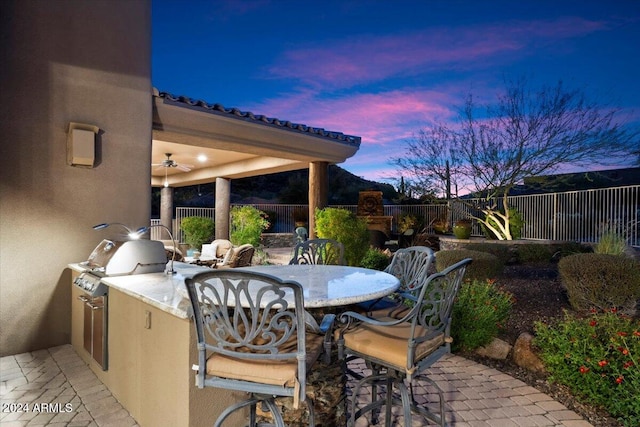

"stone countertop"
[69, 262, 211, 319]
[69, 263, 400, 317]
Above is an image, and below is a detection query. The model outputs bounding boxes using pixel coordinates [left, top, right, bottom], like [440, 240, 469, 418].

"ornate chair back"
[289, 238, 345, 265]
[186, 270, 323, 425]
[337, 258, 472, 427]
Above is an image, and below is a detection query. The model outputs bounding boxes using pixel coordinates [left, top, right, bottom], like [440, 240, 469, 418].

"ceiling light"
[197, 154, 207, 162]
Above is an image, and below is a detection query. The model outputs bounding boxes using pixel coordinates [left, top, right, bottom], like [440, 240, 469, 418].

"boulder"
[476, 338, 512, 360]
[512, 332, 546, 373]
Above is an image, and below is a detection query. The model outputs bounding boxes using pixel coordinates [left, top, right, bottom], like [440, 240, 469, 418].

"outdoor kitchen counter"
[68, 262, 210, 319]
[67, 262, 241, 427]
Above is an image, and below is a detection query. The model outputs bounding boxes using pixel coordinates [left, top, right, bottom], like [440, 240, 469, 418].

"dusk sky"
[152, 0, 640, 183]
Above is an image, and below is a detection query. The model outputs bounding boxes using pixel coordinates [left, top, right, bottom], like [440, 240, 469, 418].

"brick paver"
[1, 346, 593, 426]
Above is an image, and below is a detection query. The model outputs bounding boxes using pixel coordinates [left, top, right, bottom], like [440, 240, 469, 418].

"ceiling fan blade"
[177, 164, 192, 172]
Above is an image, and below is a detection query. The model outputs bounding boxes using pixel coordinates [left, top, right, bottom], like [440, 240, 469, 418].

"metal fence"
[163, 185, 639, 247]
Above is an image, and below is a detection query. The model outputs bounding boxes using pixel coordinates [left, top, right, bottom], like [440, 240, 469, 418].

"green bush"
[436, 249, 504, 281]
[558, 253, 640, 313]
[180, 216, 215, 250]
[534, 310, 640, 426]
[466, 243, 511, 264]
[230, 206, 269, 247]
[595, 229, 628, 256]
[517, 243, 553, 263]
[554, 241, 593, 259]
[359, 248, 391, 271]
[451, 279, 514, 352]
[315, 207, 370, 266]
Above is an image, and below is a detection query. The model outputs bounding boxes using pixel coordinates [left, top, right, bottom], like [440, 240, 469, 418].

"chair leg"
[396, 379, 413, 427]
[349, 373, 388, 426]
[214, 396, 261, 427]
[261, 399, 285, 427]
[411, 374, 446, 427]
[383, 375, 393, 427]
[214, 395, 289, 427]
[370, 364, 381, 424]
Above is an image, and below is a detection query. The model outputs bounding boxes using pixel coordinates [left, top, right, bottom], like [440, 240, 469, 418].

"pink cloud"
[266, 17, 607, 88]
[250, 89, 457, 146]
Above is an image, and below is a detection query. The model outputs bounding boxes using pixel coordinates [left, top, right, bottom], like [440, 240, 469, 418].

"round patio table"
[235, 264, 400, 308]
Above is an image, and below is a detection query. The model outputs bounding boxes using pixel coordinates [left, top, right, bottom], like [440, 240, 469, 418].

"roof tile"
[158, 91, 361, 146]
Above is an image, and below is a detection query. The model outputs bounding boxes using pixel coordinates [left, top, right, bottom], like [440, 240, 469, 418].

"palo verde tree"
[393, 77, 638, 240]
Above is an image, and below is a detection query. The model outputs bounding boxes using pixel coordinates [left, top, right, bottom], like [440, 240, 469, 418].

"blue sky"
[152, 0, 640, 182]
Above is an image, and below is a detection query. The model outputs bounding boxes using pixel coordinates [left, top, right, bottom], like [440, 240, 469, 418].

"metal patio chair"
[358, 246, 435, 317]
[336, 258, 472, 427]
[289, 238, 345, 265]
[185, 270, 326, 427]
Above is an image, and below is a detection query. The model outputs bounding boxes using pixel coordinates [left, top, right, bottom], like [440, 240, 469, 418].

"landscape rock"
[512, 332, 546, 373]
[475, 338, 512, 360]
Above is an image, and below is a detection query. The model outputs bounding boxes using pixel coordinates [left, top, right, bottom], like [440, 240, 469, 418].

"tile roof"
[157, 91, 361, 147]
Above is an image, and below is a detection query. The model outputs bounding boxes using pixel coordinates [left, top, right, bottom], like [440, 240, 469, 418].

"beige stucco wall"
[0, 0, 152, 356]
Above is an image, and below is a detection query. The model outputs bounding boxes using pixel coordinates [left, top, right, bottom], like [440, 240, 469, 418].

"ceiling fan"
[152, 153, 193, 172]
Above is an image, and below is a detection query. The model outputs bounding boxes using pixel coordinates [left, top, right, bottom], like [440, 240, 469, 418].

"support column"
[160, 186, 174, 239]
[215, 177, 231, 240]
[308, 161, 328, 238]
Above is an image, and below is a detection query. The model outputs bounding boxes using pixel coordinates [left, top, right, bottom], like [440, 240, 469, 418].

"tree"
[394, 77, 639, 240]
[392, 125, 464, 200]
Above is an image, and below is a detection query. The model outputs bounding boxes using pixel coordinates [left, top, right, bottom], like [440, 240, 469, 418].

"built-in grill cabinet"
[74, 238, 167, 371]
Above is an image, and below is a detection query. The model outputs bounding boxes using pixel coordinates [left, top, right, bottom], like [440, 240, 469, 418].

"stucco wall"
[0, 0, 152, 356]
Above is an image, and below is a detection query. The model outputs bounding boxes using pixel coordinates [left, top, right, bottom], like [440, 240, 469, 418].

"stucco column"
[215, 177, 231, 240]
[160, 186, 174, 238]
[308, 161, 328, 238]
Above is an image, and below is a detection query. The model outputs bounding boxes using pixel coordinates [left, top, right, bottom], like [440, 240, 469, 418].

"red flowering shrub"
[534, 310, 640, 426]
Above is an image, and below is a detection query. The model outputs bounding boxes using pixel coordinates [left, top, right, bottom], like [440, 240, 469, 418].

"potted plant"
[452, 219, 472, 239]
[292, 207, 309, 228]
[180, 216, 215, 255]
[432, 217, 450, 234]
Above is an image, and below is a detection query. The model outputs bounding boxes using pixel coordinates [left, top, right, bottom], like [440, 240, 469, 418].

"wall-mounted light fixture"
[67, 122, 99, 167]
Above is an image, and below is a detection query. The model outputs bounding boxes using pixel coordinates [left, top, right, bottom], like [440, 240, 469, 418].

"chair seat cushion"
[205, 332, 324, 388]
[339, 322, 444, 370]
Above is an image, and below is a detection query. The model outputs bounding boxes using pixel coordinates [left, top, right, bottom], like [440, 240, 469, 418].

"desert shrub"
[517, 243, 553, 263]
[534, 310, 640, 426]
[595, 229, 628, 256]
[315, 207, 370, 266]
[359, 248, 391, 271]
[180, 216, 215, 250]
[262, 210, 277, 232]
[451, 279, 514, 352]
[230, 206, 269, 247]
[436, 249, 504, 281]
[466, 243, 511, 264]
[396, 212, 419, 234]
[553, 241, 593, 259]
[558, 253, 640, 313]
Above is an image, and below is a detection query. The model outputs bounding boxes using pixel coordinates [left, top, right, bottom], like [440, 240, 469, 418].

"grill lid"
[82, 239, 167, 276]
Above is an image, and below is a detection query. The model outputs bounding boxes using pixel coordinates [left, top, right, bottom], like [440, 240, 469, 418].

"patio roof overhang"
[151, 90, 361, 187]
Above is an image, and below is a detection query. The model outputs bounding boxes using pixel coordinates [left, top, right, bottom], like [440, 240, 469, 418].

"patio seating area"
[0, 345, 593, 426]
[0, 247, 598, 426]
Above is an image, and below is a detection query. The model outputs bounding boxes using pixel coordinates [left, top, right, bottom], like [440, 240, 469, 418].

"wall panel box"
[67, 122, 100, 167]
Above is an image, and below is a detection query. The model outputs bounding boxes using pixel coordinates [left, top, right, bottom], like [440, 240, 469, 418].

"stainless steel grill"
[74, 238, 168, 370]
